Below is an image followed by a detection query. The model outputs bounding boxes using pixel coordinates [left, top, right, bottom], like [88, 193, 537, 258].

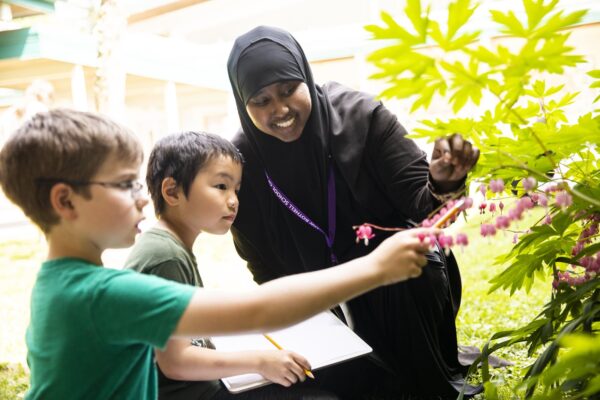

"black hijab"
[227, 26, 331, 229]
[228, 26, 381, 276]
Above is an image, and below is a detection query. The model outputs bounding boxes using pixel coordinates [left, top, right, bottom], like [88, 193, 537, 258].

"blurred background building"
[1, 0, 599, 243]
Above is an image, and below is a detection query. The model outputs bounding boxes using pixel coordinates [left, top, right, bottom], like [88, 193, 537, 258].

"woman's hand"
[255, 349, 311, 386]
[430, 133, 479, 191]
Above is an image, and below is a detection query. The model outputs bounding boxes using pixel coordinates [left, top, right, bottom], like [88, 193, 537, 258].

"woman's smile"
[246, 81, 311, 142]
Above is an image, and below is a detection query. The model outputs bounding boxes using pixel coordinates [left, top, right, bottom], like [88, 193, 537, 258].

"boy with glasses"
[0, 109, 436, 399]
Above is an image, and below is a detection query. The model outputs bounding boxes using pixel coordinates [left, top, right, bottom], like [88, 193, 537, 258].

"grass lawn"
[0, 206, 551, 399]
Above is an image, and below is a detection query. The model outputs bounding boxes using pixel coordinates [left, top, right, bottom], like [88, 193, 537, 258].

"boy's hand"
[371, 227, 442, 285]
[255, 350, 311, 386]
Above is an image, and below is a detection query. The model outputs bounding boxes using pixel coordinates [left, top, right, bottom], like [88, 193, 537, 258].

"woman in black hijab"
[227, 26, 481, 399]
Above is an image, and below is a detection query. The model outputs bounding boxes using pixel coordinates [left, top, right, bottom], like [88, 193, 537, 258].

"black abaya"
[227, 26, 479, 399]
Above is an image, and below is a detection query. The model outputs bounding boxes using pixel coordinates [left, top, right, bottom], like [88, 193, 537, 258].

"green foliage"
[0, 363, 28, 399]
[367, 0, 599, 397]
[530, 333, 600, 399]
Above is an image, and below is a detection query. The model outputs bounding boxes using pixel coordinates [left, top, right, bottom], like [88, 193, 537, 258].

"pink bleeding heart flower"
[523, 177, 537, 191]
[437, 234, 454, 249]
[519, 196, 535, 210]
[456, 233, 469, 246]
[489, 179, 505, 193]
[479, 184, 487, 197]
[355, 224, 375, 246]
[555, 191, 573, 209]
[479, 202, 487, 214]
[460, 197, 474, 210]
[480, 223, 497, 237]
[495, 215, 510, 229]
[538, 194, 548, 207]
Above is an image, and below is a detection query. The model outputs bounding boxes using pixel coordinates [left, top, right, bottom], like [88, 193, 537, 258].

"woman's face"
[245, 81, 311, 142]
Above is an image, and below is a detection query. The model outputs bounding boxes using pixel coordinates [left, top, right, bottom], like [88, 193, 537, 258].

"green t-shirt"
[126, 228, 222, 400]
[25, 257, 195, 400]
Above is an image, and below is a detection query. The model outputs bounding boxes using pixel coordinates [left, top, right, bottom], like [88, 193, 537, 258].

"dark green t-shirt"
[25, 257, 195, 400]
[126, 228, 222, 400]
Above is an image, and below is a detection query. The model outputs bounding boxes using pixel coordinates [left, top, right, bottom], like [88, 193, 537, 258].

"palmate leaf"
[525, 121, 592, 160]
[523, 0, 559, 32]
[366, 44, 411, 63]
[445, 31, 480, 51]
[564, 154, 600, 183]
[529, 9, 587, 39]
[525, 80, 565, 98]
[489, 212, 581, 294]
[466, 45, 504, 67]
[440, 60, 488, 112]
[409, 116, 501, 149]
[369, 51, 433, 78]
[365, 10, 422, 44]
[490, 9, 528, 37]
[404, 0, 428, 40]
[512, 100, 540, 120]
[378, 79, 424, 99]
[559, 114, 600, 147]
[488, 254, 545, 294]
[410, 79, 448, 112]
[447, 0, 478, 40]
[519, 34, 586, 74]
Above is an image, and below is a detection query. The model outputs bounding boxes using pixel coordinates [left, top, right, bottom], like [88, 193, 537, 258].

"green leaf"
[466, 45, 503, 66]
[523, 0, 559, 32]
[544, 84, 564, 97]
[483, 381, 499, 400]
[365, 11, 422, 44]
[447, 0, 478, 40]
[532, 80, 546, 97]
[405, 0, 428, 39]
[446, 31, 480, 51]
[530, 9, 588, 39]
[490, 10, 528, 37]
[428, 20, 447, 48]
[588, 69, 600, 79]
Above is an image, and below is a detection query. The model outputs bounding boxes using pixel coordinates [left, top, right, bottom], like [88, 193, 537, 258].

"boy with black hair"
[128, 131, 334, 399]
[0, 109, 437, 399]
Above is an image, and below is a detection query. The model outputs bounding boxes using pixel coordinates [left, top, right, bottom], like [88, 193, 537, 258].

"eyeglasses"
[37, 178, 145, 200]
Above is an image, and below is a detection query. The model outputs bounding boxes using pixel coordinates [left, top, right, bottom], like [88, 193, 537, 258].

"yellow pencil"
[263, 334, 315, 379]
[433, 198, 466, 228]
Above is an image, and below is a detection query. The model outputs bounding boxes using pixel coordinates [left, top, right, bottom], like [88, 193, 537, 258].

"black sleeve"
[364, 105, 441, 222]
[231, 225, 280, 284]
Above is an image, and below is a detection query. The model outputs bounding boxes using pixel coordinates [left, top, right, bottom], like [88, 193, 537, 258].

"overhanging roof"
[4, 0, 55, 15]
[0, 26, 231, 91]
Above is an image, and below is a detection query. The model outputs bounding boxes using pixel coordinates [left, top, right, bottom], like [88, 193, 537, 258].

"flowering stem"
[351, 223, 405, 232]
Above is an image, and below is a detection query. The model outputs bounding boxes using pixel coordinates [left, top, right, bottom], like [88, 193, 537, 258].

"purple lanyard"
[265, 164, 338, 265]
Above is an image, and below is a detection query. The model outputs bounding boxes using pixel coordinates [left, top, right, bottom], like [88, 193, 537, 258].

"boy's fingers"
[409, 266, 423, 278]
[291, 353, 311, 371]
[409, 227, 442, 237]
